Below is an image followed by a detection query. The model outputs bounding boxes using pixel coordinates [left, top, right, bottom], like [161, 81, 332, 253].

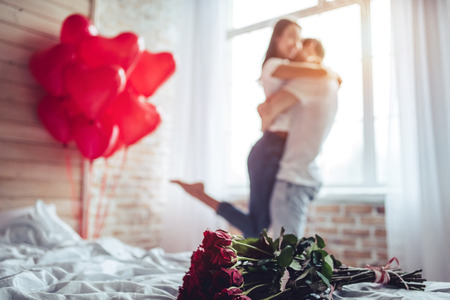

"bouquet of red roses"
[178, 229, 425, 300]
[178, 229, 251, 300]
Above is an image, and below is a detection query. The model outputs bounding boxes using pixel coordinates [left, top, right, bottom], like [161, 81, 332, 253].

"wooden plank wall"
[0, 0, 180, 249]
[0, 0, 93, 228]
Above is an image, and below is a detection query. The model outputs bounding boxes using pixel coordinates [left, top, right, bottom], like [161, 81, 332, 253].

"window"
[226, 0, 391, 197]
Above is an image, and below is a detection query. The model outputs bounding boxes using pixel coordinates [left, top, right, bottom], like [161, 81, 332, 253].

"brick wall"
[84, 0, 180, 248]
[228, 199, 387, 268]
[305, 201, 387, 267]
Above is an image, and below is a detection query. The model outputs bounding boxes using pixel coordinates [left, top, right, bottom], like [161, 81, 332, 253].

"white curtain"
[386, 0, 450, 281]
[161, 0, 230, 252]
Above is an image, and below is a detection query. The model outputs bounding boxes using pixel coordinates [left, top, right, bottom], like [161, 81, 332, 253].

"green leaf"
[281, 234, 298, 249]
[232, 237, 260, 256]
[233, 234, 275, 259]
[272, 238, 280, 252]
[323, 255, 333, 269]
[261, 229, 274, 246]
[289, 259, 302, 271]
[260, 230, 280, 255]
[331, 254, 342, 267]
[297, 237, 315, 253]
[311, 250, 322, 266]
[279, 227, 285, 238]
[270, 269, 285, 293]
[307, 242, 319, 256]
[322, 255, 333, 280]
[273, 227, 285, 252]
[277, 245, 294, 268]
[293, 268, 312, 283]
[317, 249, 329, 258]
[257, 258, 275, 267]
[315, 234, 326, 249]
[316, 271, 331, 288]
[297, 237, 315, 254]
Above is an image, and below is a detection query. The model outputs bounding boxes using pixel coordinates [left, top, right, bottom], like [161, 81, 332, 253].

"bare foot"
[170, 180, 206, 199]
[170, 180, 219, 211]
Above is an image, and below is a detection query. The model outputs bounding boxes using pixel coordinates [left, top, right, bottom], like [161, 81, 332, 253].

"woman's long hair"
[262, 19, 301, 67]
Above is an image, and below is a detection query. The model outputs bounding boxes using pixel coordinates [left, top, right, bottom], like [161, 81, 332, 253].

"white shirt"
[260, 57, 292, 132]
[277, 77, 339, 186]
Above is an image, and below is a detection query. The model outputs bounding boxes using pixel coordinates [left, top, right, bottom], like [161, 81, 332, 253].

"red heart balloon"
[72, 115, 114, 160]
[102, 127, 124, 158]
[105, 87, 161, 146]
[37, 95, 73, 144]
[99, 113, 123, 158]
[29, 44, 76, 96]
[61, 96, 83, 118]
[128, 51, 176, 97]
[60, 14, 97, 46]
[64, 63, 126, 120]
[78, 32, 144, 74]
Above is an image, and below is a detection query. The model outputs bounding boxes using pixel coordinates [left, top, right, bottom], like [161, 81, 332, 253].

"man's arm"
[258, 90, 299, 131]
[272, 62, 342, 86]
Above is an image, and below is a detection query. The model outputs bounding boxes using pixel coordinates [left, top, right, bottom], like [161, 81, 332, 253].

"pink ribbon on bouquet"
[365, 257, 409, 289]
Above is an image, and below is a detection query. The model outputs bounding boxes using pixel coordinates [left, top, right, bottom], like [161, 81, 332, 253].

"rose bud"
[212, 268, 244, 290]
[203, 229, 232, 250]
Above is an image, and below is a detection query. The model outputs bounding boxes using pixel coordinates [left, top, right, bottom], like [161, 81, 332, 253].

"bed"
[1, 201, 449, 300]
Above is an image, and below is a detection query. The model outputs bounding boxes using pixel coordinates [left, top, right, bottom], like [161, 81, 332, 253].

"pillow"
[0, 200, 80, 248]
[0, 206, 34, 228]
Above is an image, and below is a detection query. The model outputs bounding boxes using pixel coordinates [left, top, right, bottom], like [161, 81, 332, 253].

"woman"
[172, 19, 329, 237]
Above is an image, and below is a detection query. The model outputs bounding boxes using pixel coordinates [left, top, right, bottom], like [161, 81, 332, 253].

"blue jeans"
[270, 180, 319, 237]
[217, 131, 286, 237]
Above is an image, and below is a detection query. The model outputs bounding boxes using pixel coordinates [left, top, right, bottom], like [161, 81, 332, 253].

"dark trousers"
[217, 131, 286, 237]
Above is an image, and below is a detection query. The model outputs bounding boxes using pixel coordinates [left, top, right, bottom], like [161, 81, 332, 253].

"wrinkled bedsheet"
[333, 282, 450, 300]
[1, 201, 449, 299]
[0, 201, 191, 299]
[0, 238, 190, 299]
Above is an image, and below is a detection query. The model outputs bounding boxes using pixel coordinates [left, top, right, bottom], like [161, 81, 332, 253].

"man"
[259, 39, 340, 236]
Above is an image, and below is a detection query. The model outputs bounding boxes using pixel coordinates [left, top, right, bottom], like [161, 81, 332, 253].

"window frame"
[226, 0, 385, 201]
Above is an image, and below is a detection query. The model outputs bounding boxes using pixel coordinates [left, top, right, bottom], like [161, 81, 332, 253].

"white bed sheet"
[1, 201, 449, 300]
[0, 238, 190, 299]
[0, 201, 190, 300]
[333, 282, 450, 300]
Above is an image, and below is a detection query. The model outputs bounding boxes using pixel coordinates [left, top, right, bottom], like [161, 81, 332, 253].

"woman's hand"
[272, 61, 327, 79]
[257, 101, 275, 132]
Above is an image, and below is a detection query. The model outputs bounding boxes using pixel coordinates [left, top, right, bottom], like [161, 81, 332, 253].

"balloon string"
[82, 160, 93, 239]
[64, 145, 82, 235]
[96, 146, 128, 236]
[93, 160, 110, 238]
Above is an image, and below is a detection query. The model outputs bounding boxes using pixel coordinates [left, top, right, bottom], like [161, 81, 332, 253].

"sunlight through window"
[227, 0, 391, 195]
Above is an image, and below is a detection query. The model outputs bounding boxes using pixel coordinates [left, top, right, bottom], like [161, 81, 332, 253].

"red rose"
[191, 247, 205, 265]
[213, 288, 251, 300]
[212, 268, 244, 290]
[206, 247, 237, 267]
[180, 271, 200, 292]
[203, 229, 232, 250]
[190, 247, 209, 274]
[178, 286, 208, 300]
[179, 269, 212, 300]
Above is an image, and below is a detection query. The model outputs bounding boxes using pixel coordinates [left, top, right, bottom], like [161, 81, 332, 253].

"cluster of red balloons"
[30, 14, 176, 160]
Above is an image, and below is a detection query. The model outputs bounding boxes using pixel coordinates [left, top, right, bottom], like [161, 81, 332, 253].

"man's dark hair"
[303, 38, 325, 59]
